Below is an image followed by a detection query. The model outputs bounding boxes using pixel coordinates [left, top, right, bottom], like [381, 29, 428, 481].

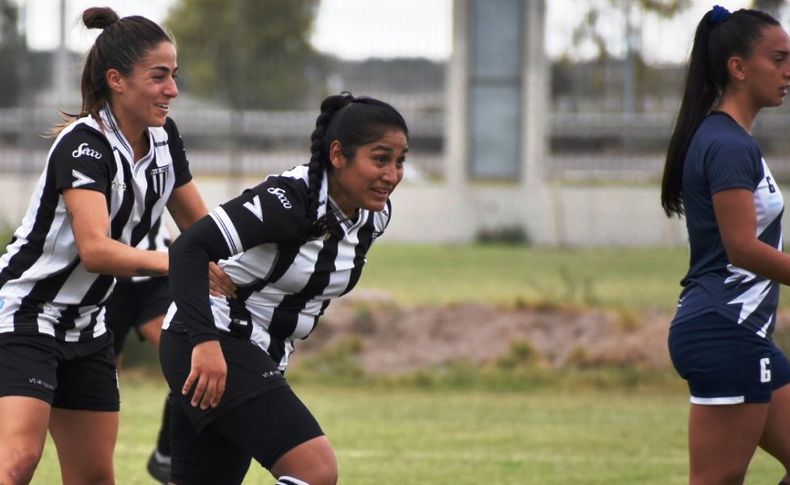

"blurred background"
[11, 2, 790, 482]
[4, 0, 789, 247]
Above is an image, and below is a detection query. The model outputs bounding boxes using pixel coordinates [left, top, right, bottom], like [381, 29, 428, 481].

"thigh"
[49, 408, 118, 485]
[689, 402, 768, 484]
[0, 396, 51, 469]
[169, 395, 251, 485]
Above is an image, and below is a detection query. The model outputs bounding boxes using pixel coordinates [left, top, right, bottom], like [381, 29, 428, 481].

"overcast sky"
[18, 0, 759, 63]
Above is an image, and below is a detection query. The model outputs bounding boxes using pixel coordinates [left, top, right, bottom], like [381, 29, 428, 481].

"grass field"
[359, 244, 691, 310]
[29, 375, 785, 484]
[24, 244, 790, 483]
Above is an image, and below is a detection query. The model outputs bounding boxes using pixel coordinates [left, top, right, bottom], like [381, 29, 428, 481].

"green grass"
[29, 375, 785, 484]
[359, 244, 690, 310]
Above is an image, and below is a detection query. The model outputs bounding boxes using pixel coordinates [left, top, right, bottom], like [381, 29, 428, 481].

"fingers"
[184, 340, 228, 409]
[208, 262, 237, 299]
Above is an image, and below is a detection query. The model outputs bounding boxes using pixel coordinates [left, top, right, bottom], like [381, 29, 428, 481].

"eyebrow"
[371, 144, 409, 153]
[149, 65, 178, 74]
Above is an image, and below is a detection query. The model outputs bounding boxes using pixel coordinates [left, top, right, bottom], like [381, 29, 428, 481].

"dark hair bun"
[82, 7, 120, 30]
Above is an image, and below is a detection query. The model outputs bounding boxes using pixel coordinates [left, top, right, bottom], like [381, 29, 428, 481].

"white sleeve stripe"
[209, 208, 242, 254]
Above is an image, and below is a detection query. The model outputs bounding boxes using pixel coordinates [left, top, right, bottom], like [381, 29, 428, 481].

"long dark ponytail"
[304, 91, 408, 237]
[661, 7, 779, 217]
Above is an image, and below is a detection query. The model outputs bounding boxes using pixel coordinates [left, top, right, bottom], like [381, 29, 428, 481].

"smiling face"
[107, 40, 179, 141]
[328, 129, 408, 216]
[737, 25, 790, 108]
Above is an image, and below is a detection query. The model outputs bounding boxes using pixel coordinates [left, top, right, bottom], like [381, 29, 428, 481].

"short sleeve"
[207, 175, 308, 255]
[51, 126, 113, 194]
[705, 137, 762, 195]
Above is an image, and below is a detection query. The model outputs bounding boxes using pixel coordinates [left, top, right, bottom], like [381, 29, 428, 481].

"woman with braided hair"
[160, 92, 408, 485]
[661, 5, 790, 484]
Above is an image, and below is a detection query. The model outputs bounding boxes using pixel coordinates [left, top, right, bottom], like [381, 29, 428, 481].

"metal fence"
[6, 107, 790, 182]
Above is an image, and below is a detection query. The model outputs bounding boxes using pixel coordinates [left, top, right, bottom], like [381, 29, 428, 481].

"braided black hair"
[304, 91, 408, 238]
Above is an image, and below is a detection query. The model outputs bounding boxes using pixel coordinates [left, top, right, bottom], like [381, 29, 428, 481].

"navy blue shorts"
[669, 312, 790, 404]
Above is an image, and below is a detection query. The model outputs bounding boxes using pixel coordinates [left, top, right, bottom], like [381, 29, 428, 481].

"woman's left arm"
[714, 188, 790, 284]
[166, 181, 209, 230]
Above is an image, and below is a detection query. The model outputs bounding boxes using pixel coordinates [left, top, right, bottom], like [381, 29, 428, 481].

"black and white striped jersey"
[0, 106, 192, 341]
[165, 164, 391, 370]
[126, 216, 172, 284]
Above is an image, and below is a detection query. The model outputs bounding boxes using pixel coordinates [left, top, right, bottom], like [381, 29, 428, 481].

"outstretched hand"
[182, 340, 227, 410]
[208, 262, 236, 299]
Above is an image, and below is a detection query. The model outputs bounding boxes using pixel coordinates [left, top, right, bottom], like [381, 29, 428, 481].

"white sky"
[17, 0, 761, 63]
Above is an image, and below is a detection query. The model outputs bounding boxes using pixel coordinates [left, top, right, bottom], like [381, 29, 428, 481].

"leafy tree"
[165, 0, 320, 109]
[0, 0, 25, 107]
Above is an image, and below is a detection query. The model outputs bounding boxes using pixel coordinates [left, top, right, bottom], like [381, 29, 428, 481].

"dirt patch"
[293, 292, 684, 374]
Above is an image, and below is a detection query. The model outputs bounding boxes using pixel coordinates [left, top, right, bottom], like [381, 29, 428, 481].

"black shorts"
[105, 277, 171, 355]
[160, 329, 290, 431]
[0, 332, 119, 411]
[161, 330, 323, 484]
[169, 386, 324, 484]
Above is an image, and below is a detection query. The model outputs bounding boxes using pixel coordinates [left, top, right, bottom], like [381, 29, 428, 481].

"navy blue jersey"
[674, 112, 784, 337]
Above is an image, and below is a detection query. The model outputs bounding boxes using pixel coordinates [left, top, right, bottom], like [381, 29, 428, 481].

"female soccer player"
[661, 5, 790, 484]
[161, 92, 408, 485]
[0, 7, 211, 484]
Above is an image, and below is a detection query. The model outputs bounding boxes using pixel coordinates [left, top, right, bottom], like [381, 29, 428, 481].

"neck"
[108, 105, 148, 162]
[327, 178, 358, 218]
[715, 90, 760, 133]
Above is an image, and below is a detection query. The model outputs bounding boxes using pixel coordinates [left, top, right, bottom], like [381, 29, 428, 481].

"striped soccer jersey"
[0, 107, 192, 341]
[164, 164, 391, 370]
[674, 111, 784, 337]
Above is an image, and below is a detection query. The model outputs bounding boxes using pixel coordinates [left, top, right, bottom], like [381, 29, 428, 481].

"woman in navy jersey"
[0, 7, 219, 484]
[661, 6, 790, 484]
[160, 92, 408, 485]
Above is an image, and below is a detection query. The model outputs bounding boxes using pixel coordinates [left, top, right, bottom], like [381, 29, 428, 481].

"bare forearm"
[80, 238, 168, 277]
[727, 240, 790, 286]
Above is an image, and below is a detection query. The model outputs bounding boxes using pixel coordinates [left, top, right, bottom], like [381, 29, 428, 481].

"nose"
[165, 76, 179, 98]
[381, 162, 401, 184]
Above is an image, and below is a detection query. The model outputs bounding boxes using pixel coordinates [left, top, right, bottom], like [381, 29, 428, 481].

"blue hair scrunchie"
[710, 5, 731, 25]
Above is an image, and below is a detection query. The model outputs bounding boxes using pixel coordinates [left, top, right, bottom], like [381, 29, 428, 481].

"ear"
[105, 68, 124, 94]
[328, 140, 345, 170]
[727, 55, 747, 82]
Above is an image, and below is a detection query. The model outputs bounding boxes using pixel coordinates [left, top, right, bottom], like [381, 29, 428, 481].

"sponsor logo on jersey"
[261, 370, 280, 378]
[267, 187, 293, 209]
[71, 142, 103, 159]
[243, 195, 264, 221]
[149, 165, 169, 197]
[153, 139, 168, 148]
[111, 179, 127, 192]
[72, 169, 95, 188]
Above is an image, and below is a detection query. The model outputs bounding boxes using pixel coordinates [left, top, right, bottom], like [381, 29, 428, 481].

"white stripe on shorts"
[690, 395, 745, 405]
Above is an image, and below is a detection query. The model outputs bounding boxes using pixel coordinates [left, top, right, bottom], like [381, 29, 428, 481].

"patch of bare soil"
[295, 291, 685, 374]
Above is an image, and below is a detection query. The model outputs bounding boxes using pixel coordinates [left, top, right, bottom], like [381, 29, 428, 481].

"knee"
[691, 467, 746, 485]
[1, 447, 44, 484]
[278, 455, 338, 485]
